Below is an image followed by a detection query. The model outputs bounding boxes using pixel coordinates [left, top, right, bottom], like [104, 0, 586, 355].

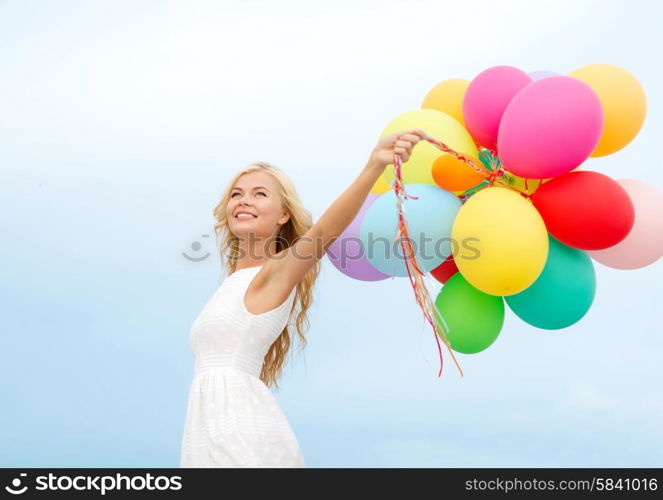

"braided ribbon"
[391, 132, 537, 378]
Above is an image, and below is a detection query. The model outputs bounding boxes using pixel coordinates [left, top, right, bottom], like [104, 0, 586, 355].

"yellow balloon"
[421, 78, 470, 127]
[568, 64, 646, 157]
[370, 173, 392, 194]
[380, 109, 478, 186]
[451, 186, 548, 296]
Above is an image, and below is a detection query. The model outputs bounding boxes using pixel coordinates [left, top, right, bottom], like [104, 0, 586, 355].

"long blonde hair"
[212, 161, 320, 390]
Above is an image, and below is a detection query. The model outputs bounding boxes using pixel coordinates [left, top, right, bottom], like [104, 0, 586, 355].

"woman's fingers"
[395, 138, 417, 154]
[399, 133, 421, 143]
[394, 147, 410, 161]
[401, 129, 426, 140]
[391, 129, 425, 159]
[395, 138, 418, 148]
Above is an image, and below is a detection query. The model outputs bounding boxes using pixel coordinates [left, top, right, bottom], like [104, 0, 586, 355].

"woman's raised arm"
[270, 129, 427, 290]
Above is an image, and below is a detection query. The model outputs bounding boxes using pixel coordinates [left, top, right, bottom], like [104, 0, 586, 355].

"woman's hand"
[368, 128, 428, 170]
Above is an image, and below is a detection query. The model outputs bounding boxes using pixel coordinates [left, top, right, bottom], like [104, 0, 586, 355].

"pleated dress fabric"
[179, 265, 306, 468]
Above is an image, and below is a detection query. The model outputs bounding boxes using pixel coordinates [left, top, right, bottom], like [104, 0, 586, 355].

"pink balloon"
[589, 179, 663, 269]
[462, 65, 532, 151]
[497, 76, 604, 179]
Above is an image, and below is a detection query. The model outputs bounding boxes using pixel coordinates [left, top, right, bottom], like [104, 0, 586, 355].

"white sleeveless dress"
[179, 265, 306, 468]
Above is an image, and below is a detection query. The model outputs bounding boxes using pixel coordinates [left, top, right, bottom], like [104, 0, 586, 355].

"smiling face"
[227, 170, 290, 240]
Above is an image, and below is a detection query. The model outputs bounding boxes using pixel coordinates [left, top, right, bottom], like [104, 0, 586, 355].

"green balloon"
[434, 273, 504, 354]
[505, 234, 596, 329]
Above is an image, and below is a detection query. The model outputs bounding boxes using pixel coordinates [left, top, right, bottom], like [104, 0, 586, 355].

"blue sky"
[1, 0, 661, 467]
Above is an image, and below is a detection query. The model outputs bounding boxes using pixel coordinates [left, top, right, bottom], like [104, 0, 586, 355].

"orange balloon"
[432, 154, 487, 192]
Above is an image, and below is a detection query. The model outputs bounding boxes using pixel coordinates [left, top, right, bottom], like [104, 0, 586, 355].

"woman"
[180, 128, 426, 467]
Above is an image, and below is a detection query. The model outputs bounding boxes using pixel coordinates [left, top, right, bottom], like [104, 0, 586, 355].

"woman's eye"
[257, 192, 266, 197]
[231, 193, 240, 198]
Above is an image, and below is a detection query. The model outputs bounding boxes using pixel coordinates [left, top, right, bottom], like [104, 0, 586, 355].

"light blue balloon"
[359, 184, 462, 277]
[528, 70, 560, 81]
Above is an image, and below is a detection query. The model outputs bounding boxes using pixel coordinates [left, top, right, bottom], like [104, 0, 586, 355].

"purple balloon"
[528, 70, 560, 81]
[326, 192, 390, 281]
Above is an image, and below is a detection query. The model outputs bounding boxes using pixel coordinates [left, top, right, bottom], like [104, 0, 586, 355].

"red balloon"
[531, 171, 635, 250]
[430, 254, 459, 284]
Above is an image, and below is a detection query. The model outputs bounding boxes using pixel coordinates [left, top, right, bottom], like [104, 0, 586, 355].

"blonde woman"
[179, 128, 426, 467]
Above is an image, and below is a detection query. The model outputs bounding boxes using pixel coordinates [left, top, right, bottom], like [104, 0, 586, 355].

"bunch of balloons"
[326, 64, 662, 376]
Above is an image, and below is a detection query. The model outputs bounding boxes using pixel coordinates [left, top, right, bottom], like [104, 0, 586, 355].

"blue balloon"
[528, 70, 560, 81]
[359, 184, 461, 277]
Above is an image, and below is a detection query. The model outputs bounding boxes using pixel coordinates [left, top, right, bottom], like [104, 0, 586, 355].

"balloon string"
[423, 134, 488, 177]
[390, 131, 541, 379]
[392, 150, 464, 379]
[420, 133, 536, 199]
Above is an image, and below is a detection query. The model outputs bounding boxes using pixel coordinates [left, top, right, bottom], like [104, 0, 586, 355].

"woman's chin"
[230, 226, 267, 238]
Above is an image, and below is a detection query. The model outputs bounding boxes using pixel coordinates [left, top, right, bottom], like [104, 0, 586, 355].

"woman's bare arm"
[268, 129, 427, 291]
